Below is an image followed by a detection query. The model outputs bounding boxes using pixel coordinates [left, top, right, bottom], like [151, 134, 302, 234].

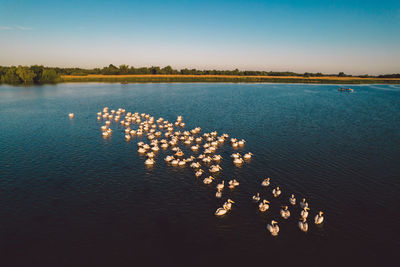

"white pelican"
[68, 113, 74, 118]
[301, 207, 310, 219]
[138, 147, 146, 153]
[164, 155, 174, 162]
[233, 158, 244, 165]
[146, 152, 155, 158]
[298, 218, 309, 232]
[272, 187, 281, 198]
[280, 206, 290, 219]
[314, 211, 324, 224]
[216, 181, 225, 191]
[300, 198, 309, 209]
[232, 142, 239, 148]
[243, 152, 253, 159]
[259, 200, 270, 212]
[202, 157, 212, 164]
[215, 206, 228, 216]
[171, 159, 179, 166]
[125, 135, 131, 141]
[195, 169, 204, 178]
[228, 179, 239, 189]
[267, 220, 279, 236]
[145, 158, 154, 165]
[231, 153, 241, 159]
[261, 178, 270, 187]
[178, 160, 186, 166]
[203, 176, 214, 184]
[216, 188, 222, 198]
[151, 146, 159, 152]
[252, 193, 260, 202]
[209, 165, 222, 173]
[289, 194, 296, 205]
[238, 139, 246, 145]
[223, 199, 235, 210]
[191, 145, 199, 151]
[190, 162, 201, 169]
[212, 155, 222, 162]
[175, 150, 184, 157]
[161, 143, 168, 149]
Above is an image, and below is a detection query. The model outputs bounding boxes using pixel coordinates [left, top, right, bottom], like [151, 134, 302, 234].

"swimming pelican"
[191, 145, 199, 151]
[215, 206, 228, 216]
[314, 211, 324, 224]
[261, 178, 270, 187]
[232, 142, 239, 148]
[289, 194, 296, 205]
[171, 159, 179, 166]
[145, 158, 154, 165]
[175, 150, 184, 157]
[267, 220, 279, 236]
[243, 152, 253, 159]
[223, 199, 235, 210]
[231, 153, 241, 159]
[216, 188, 222, 198]
[233, 157, 244, 165]
[138, 147, 146, 153]
[298, 218, 309, 232]
[146, 152, 155, 158]
[300, 198, 309, 209]
[238, 139, 246, 146]
[190, 162, 201, 169]
[280, 206, 290, 219]
[216, 181, 225, 191]
[259, 200, 270, 212]
[151, 146, 159, 152]
[68, 113, 74, 118]
[164, 155, 174, 162]
[195, 169, 204, 177]
[203, 176, 214, 184]
[124, 134, 131, 141]
[301, 207, 310, 219]
[228, 179, 239, 189]
[178, 160, 186, 166]
[209, 165, 222, 173]
[212, 155, 222, 162]
[161, 143, 169, 149]
[272, 187, 281, 198]
[252, 193, 260, 202]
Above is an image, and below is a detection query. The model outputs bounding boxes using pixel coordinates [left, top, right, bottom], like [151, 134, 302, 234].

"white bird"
[261, 178, 270, 187]
[298, 218, 309, 232]
[289, 194, 296, 205]
[300, 198, 309, 209]
[216, 188, 222, 198]
[215, 207, 228, 216]
[195, 169, 204, 178]
[165, 156, 174, 162]
[209, 165, 222, 173]
[259, 200, 270, 212]
[252, 193, 260, 202]
[223, 199, 235, 210]
[203, 176, 214, 184]
[228, 179, 239, 189]
[145, 158, 154, 165]
[267, 220, 279, 236]
[216, 181, 225, 191]
[301, 207, 310, 219]
[233, 158, 244, 165]
[243, 152, 253, 159]
[314, 211, 324, 224]
[280, 206, 290, 219]
[68, 113, 74, 119]
[272, 187, 281, 197]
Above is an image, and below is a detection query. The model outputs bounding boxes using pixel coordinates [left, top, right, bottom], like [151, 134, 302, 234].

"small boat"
[338, 87, 354, 92]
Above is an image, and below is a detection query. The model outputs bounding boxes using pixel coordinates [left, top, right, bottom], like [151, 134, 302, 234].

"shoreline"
[61, 74, 400, 84]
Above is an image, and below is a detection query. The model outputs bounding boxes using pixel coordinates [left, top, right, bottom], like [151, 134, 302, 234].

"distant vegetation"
[1, 64, 399, 85]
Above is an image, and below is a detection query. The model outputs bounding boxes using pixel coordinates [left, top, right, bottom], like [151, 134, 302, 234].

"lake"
[0, 83, 399, 266]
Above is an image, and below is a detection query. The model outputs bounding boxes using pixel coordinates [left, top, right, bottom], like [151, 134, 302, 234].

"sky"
[0, 0, 399, 75]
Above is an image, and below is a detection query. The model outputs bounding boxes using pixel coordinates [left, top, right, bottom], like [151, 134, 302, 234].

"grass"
[61, 74, 400, 84]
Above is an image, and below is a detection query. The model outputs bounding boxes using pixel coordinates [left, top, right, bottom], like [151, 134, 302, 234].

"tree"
[338, 72, 345, 77]
[1, 67, 22, 84]
[119, 64, 129, 74]
[16, 65, 35, 84]
[39, 69, 59, 83]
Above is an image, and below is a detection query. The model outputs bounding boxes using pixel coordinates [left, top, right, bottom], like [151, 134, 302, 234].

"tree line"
[1, 64, 399, 85]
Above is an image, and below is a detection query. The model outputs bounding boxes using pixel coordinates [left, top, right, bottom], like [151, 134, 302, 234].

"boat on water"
[338, 87, 354, 92]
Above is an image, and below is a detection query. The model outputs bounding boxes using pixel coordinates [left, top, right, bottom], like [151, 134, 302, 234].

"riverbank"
[61, 74, 400, 84]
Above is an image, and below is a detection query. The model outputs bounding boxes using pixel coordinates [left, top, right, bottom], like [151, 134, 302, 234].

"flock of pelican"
[70, 107, 325, 237]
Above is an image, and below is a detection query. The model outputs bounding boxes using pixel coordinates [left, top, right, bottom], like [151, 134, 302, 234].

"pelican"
[215, 188, 222, 198]
[215, 206, 228, 216]
[209, 165, 222, 173]
[267, 220, 279, 236]
[203, 176, 214, 184]
[252, 193, 260, 202]
[298, 218, 309, 232]
[212, 155, 222, 162]
[223, 199, 235, 210]
[175, 150, 184, 157]
[216, 181, 225, 191]
[190, 162, 201, 169]
[164, 155, 174, 162]
[314, 211, 324, 224]
[228, 179, 239, 189]
[146, 152, 155, 158]
[289, 194, 296, 205]
[68, 113, 74, 119]
[191, 145, 199, 151]
[151, 146, 159, 152]
[238, 139, 246, 145]
[272, 187, 281, 198]
[261, 178, 270, 187]
[301, 207, 310, 219]
[138, 147, 146, 153]
[178, 160, 186, 166]
[259, 200, 270, 212]
[195, 169, 204, 178]
[243, 152, 253, 159]
[232, 142, 239, 148]
[145, 158, 154, 165]
[233, 158, 244, 165]
[300, 198, 309, 209]
[202, 157, 212, 164]
[280, 206, 290, 219]
[171, 159, 179, 166]
[161, 143, 168, 149]
[231, 153, 241, 159]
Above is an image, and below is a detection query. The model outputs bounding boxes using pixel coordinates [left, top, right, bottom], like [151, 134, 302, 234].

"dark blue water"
[0, 83, 399, 266]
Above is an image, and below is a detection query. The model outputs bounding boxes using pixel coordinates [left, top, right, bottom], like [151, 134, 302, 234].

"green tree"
[16, 65, 35, 84]
[39, 69, 59, 83]
[1, 67, 22, 84]
[338, 72, 345, 77]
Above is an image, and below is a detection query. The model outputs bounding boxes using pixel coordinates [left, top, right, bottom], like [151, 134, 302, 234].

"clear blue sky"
[1, 0, 399, 74]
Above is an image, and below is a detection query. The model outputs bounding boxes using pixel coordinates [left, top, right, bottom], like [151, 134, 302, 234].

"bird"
[195, 169, 204, 178]
[203, 176, 214, 184]
[243, 152, 253, 159]
[68, 113, 74, 119]
[300, 198, 309, 209]
[272, 187, 281, 197]
[259, 200, 270, 212]
[215, 188, 222, 198]
[267, 220, 279, 236]
[289, 194, 296, 205]
[223, 199, 235, 210]
[280, 206, 290, 219]
[314, 211, 324, 224]
[301, 207, 310, 219]
[298, 217, 309, 232]
[216, 181, 225, 191]
[252, 193, 261, 202]
[261, 178, 270, 187]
